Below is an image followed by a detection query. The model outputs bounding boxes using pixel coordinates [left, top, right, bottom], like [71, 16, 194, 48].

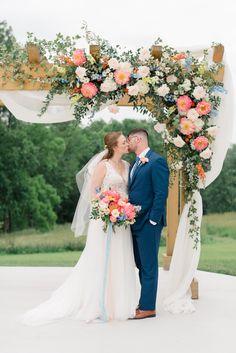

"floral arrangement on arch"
[1, 27, 225, 248]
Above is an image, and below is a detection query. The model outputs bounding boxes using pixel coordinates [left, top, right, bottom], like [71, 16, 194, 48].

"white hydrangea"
[181, 79, 191, 92]
[100, 78, 117, 92]
[166, 75, 178, 83]
[156, 84, 170, 97]
[136, 80, 150, 94]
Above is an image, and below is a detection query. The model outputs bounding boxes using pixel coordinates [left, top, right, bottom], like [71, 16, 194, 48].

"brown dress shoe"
[132, 310, 156, 320]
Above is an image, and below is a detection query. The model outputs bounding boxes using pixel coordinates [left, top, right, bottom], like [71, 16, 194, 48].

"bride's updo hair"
[102, 131, 123, 160]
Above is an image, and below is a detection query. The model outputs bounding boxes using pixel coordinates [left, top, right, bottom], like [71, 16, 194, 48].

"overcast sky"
[2, 0, 236, 141]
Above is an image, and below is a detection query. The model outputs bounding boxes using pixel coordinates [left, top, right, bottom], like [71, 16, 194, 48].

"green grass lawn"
[0, 212, 235, 275]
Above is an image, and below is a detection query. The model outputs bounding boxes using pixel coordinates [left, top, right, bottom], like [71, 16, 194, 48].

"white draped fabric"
[0, 91, 75, 123]
[163, 63, 234, 313]
[0, 50, 234, 315]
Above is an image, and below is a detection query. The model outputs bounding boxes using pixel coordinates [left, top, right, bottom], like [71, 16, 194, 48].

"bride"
[18, 131, 139, 325]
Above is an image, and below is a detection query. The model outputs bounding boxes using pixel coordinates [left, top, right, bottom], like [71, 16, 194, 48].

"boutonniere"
[140, 157, 149, 164]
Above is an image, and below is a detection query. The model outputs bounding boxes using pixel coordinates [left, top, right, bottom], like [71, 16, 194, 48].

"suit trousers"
[132, 220, 163, 310]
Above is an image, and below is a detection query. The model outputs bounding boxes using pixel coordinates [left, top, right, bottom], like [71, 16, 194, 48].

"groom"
[128, 128, 169, 320]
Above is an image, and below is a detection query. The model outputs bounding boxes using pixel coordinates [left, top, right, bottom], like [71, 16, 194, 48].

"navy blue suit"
[128, 149, 169, 311]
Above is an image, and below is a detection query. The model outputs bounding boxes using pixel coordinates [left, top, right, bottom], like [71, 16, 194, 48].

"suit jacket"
[128, 149, 169, 231]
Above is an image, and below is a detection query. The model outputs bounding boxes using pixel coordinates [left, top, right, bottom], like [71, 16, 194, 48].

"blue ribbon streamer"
[100, 222, 113, 322]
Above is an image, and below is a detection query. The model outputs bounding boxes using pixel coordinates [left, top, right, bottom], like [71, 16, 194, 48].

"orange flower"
[172, 53, 187, 61]
[196, 164, 205, 180]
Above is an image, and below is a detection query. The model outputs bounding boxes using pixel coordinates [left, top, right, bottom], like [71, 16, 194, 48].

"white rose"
[100, 78, 117, 92]
[119, 61, 133, 73]
[173, 135, 185, 148]
[156, 84, 170, 97]
[166, 75, 177, 83]
[206, 126, 218, 137]
[139, 48, 151, 62]
[111, 209, 119, 217]
[136, 80, 150, 94]
[75, 66, 87, 79]
[194, 118, 205, 132]
[128, 85, 139, 96]
[108, 104, 119, 114]
[108, 58, 120, 70]
[154, 122, 166, 133]
[187, 108, 199, 121]
[193, 86, 206, 100]
[200, 147, 212, 159]
[137, 66, 150, 78]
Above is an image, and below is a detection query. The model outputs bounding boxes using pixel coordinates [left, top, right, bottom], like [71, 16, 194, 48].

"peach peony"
[81, 82, 98, 98]
[177, 95, 193, 112]
[72, 49, 86, 66]
[196, 100, 211, 116]
[192, 136, 209, 151]
[114, 69, 130, 85]
[179, 118, 196, 135]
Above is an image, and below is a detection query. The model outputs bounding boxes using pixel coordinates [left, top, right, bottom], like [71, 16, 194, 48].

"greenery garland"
[0, 25, 226, 248]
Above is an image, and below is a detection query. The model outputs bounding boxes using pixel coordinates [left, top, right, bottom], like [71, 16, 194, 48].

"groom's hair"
[127, 128, 149, 141]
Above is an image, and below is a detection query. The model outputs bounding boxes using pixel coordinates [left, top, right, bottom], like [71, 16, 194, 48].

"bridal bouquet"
[90, 189, 141, 231]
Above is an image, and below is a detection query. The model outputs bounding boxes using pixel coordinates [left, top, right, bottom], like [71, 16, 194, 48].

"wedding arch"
[0, 31, 233, 313]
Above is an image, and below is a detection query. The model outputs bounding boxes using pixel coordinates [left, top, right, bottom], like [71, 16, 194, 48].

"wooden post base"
[190, 277, 199, 299]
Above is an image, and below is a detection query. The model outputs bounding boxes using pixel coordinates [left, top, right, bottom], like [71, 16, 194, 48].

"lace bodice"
[102, 160, 129, 196]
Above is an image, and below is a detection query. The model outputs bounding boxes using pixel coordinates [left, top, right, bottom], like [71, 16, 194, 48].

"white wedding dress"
[18, 160, 139, 325]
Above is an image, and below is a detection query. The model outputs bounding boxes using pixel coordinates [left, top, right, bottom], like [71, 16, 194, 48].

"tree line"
[0, 110, 235, 233]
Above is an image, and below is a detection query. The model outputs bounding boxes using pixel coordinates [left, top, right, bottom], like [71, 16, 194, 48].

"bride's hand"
[90, 160, 106, 199]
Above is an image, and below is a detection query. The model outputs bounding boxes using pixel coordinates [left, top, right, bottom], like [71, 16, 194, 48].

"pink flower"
[114, 69, 130, 85]
[72, 49, 86, 66]
[177, 95, 193, 112]
[179, 118, 196, 135]
[196, 100, 211, 116]
[81, 82, 98, 98]
[192, 136, 209, 151]
[110, 216, 117, 223]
